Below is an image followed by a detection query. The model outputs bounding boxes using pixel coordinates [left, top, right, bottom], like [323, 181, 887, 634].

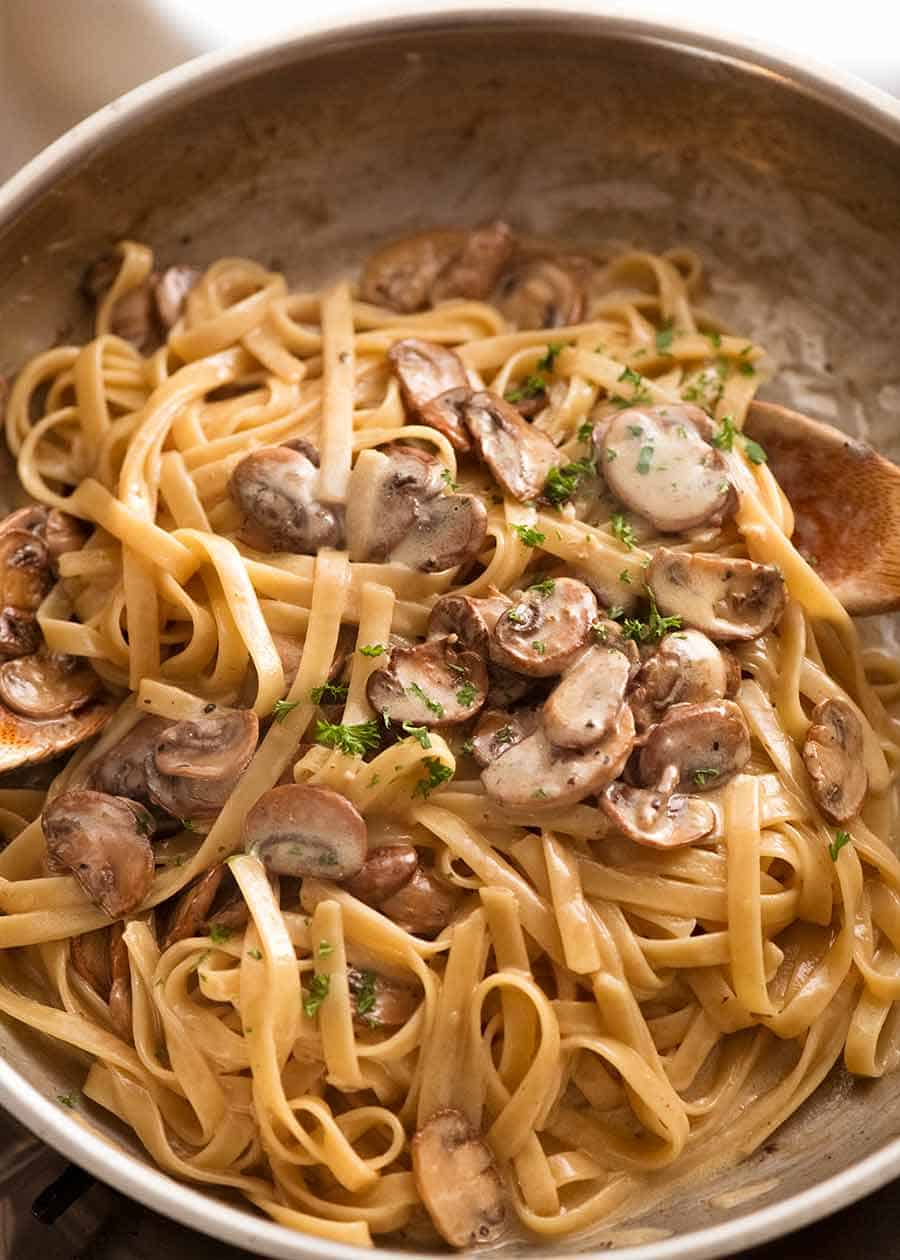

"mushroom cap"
[229, 445, 343, 554]
[601, 780, 716, 849]
[460, 390, 561, 502]
[0, 530, 53, 611]
[342, 844, 419, 906]
[412, 1110, 506, 1249]
[419, 388, 475, 454]
[429, 221, 515, 304]
[161, 863, 249, 949]
[243, 784, 368, 879]
[387, 338, 469, 419]
[471, 707, 540, 768]
[347, 966, 420, 1028]
[389, 492, 488, 574]
[628, 629, 729, 731]
[70, 927, 113, 998]
[802, 697, 868, 823]
[490, 577, 598, 678]
[359, 229, 466, 312]
[638, 699, 751, 792]
[0, 506, 49, 540]
[0, 652, 99, 719]
[493, 255, 587, 329]
[43, 789, 156, 917]
[0, 608, 42, 660]
[647, 548, 787, 643]
[86, 715, 171, 803]
[485, 662, 539, 709]
[482, 703, 635, 811]
[427, 592, 511, 656]
[146, 709, 258, 818]
[153, 264, 201, 330]
[543, 646, 631, 749]
[345, 444, 446, 564]
[367, 638, 488, 726]
[0, 696, 115, 775]
[598, 404, 736, 533]
[378, 866, 459, 938]
[44, 510, 88, 563]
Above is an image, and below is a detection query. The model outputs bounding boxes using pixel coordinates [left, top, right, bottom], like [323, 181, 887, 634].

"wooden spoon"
[744, 401, 900, 616]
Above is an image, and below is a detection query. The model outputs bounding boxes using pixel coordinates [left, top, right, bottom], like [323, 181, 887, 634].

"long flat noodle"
[725, 776, 776, 1016]
[317, 279, 355, 504]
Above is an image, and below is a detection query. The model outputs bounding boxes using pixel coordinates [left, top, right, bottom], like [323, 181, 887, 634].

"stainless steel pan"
[2, 8, 900, 1257]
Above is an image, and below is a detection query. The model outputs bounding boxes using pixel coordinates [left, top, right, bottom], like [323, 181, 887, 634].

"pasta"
[0, 224, 897, 1249]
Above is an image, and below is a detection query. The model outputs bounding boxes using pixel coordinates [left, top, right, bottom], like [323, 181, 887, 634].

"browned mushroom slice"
[491, 577, 598, 678]
[471, 707, 539, 768]
[589, 618, 642, 673]
[83, 254, 155, 349]
[342, 843, 419, 905]
[429, 221, 515, 304]
[494, 256, 587, 329]
[388, 339, 469, 420]
[419, 388, 474, 454]
[0, 696, 115, 775]
[0, 608, 41, 659]
[87, 715, 171, 803]
[347, 966, 420, 1028]
[359, 230, 466, 312]
[0, 652, 99, 719]
[367, 639, 488, 726]
[638, 700, 751, 793]
[345, 445, 444, 563]
[0, 505, 48, 539]
[389, 493, 488, 574]
[378, 867, 459, 938]
[412, 1110, 506, 1248]
[802, 697, 868, 823]
[108, 922, 133, 1042]
[482, 704, 635, 811]
[647, 549, 787, 643]
[597, 404, 736, 533]
[146, 710, 258, 819]
[461, 390, 560, 502]
[44, 510, 88, 562]
[229, 445, 343, 554]
[43, 790, 156, 917]
[485, 663, 537, 709]
[543, 647, 631, 749]
[601, 780, 716, 849]
[71, 927, 113, 995]
[153, 265, 201, 329]
[628, 629, 730, 732]
[242, 784, 367, 879]
[427, 591, 511, 655]
[161, 862, 249, 949]
[0, 530, 53, 611]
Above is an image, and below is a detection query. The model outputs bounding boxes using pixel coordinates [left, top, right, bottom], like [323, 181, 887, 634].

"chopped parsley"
[402, 721, 432, 749]
[180, 818, 195, 832]
[618, 366, 644, 388]
[544, 457, 595, 506]
[532, 640, 546, 655]
[461, 737, 475, 755]
[743, 437, 768, 465]
[412, 757, 454, 799]
[303, 972, 330, 1019]
[829, 830, 852, 861]
[408, 681, 444, 717]
[310, 681, 349, 705]
[368, 773, 381, 787]
[738, 359, 756, 376]
[505, 373, 547, 403]
[134, 810, 154, 836]
[209, 923, 233, 945]
[247, 947, 263, 960]
[354, 970, 378, 1018]
[706, 330, 723, 349]
[495, 725, 515, 745]
[513, 524, 546, 547]
[530, 578, 555, 596]
[655, 325, 674, 355]
[692, 768, 720, 787]
[441, 469, 461, 491]
[620, 591, 682, 644]
[711, 415, 736, 451]
[606, 605, 626, 622]
[577, 421, 595, 443]
[272, 697, 300, 722]
[610, 386, 651, 409]
[506, 607, 527, 626]
[317, 939, 334, 958]
[314, 718, 381, 757]
[532, 788, 549, 800]
[456, 681, 478, 707]
[619, 569, 633, 585]
[627, 425, 644, 438]
[636, 444, 655, 475]
[610, 512, 636, 550]
[57, 1093, 77, 1109]
[359, 643, 385, 657]
[605, 447, 618, 461]
[537, 341, 566, 373]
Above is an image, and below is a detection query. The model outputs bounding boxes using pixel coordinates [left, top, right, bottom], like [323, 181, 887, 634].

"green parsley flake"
[529, 578, 555, 596]
[636, 444, 654, 475]
[692, 768, 720, 787]
[711, 415, 736, 451]
[461, 738, 475, 755]
[402, 721, 432, 749]
[619, 569, 633, 585]
[247, 948, 263, 960]
[209, 923, 233, 945]
[505, 373, 547, 403]
[314, 718, 381, 757]
[829, 830, 852, 861]
[441, 469, 461, 491]
[610, 512, 636, 550]
[354, 970, 378, 1017]
[537, 341, 566, 373]
[408, 681, 444, 718]
[57, 1093, 77, 1109]
[618, 366, 644, 387]
[532, 640, 546, 655]
[606, 605, 626, 622]
[359, 643, 385, 657]
[272, 697, 300, 722]
[605, 447, 618, 461]
[620, 590, 682, 644]
[738, 359, 756, 376]
[655, 325, 674, 355]
[317, 940, 335, 958]
[532, 788, 549, 799]
[577, 421, 595, 443]
[743, 437, 768, 465]
[180, 818, 196, 832]
[310, 681, 350, 705]
[513, 524, 546, 548]
[456, 682, 478, 707]
[544, 457, 596, 507]
[303, 972, 330, 1018]
[706, 330, 722, 349]
[412, 757, 454, 799]
[506, 607, 527, 626]
[627, 424, 644, 438]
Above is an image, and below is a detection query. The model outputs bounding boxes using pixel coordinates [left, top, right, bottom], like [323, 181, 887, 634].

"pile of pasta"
[0, 237, 898, 1247]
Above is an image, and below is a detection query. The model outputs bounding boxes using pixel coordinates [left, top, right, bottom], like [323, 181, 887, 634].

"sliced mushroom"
[389, 492, 488, 573]
[647, 549, 787, 643]
[71, 927, 113, 996]
[412, 1110, 506, 1248]
[0, 506, 48, 540]
[461, 390, 560, 502]
[601, 780, 716, 849]
[543, 646, 631, 749]
[43, 789, 156, 917]
[360, 230, 466, 312]
[0, 696, 115, 775]
[153, 265, 201, 329]
[802, 697, 868, 823]
[0, 607, 41, 659]
[347, 966, 420, 1028]
[0, 505, 86, 566]
[378, 867, 459, 938]
[419, 388, 474, 454]
[493, 256, 587, 329]
[161, 863, 249, 949]
[471, 707, 539, 768]
[367, 638, 488, 726]
[242, 784, 367, 879]
[0, 530, 52, 611]
[429, 221, 515, 304]
[86, 715, 171, 803]
[342, 844, 419, 905]
[427, 591, 511, 655]
[482, 703, 635, 811]
[229, 445, 343, 554]
[589, 618, 642, 674]
[597, 404, 736, 533]
[83, 255, 155, 349]
[69, 922, 132, 1039]
[0, 652, 99, 719]
[108, 922, 133, 1042]
[628, 630, 730, 732]
[146, 710, 258, 819]
[490, 577, 598, 678]
[638, 700, 751, 792]
[388, 339, 469, 422]
[485, 662, 538, 710]
[345, 445, 440, 563]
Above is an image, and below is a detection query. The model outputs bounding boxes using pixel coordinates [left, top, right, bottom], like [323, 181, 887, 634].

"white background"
[1, 0, 899, 186]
